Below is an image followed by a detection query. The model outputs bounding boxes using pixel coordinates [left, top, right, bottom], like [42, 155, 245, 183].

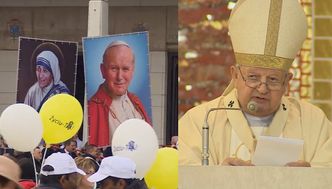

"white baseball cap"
[88, 156, 136, 182]
[41, 152, 85, 176]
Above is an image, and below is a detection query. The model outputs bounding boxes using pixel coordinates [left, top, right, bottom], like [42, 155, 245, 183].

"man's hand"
[222, 157, 255, 166]
[285, 160, 311, 167]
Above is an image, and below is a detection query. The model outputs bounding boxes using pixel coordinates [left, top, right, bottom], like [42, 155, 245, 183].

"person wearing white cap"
[36, 152, 85, 189]
[179, 0, 332, 167]
[0, 156, 22, 189]
[87, 156, 148, 189]
[24, 42, 70, 112]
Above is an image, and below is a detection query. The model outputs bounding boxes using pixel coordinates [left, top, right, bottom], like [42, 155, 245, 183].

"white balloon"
[112, 119, 158, 179]
[0, 104, 43, 152]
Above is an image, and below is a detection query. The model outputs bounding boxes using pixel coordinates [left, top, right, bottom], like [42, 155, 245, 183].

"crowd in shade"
[0, 134, 154, 189]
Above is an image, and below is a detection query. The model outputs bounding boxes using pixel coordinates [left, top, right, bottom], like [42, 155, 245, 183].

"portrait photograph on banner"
[16, 37, 78, 112]
[83, 32, 153, 147]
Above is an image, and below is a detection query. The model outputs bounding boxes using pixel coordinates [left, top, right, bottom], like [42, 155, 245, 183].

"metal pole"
[202, 107, 241, 165]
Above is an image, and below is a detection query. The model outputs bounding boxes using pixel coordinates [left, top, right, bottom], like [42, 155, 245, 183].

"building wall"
[0, 4, 177, 145]
[312, 0, 332, 120]
[0, 51, 17, 111]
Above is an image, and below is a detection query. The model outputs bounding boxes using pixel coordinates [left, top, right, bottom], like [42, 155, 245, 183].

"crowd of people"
[0, 135, 149, 189]
[3, 38, 161, 189]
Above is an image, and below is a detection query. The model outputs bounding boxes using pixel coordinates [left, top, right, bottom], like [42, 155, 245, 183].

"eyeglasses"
[237, 65, 287, 91]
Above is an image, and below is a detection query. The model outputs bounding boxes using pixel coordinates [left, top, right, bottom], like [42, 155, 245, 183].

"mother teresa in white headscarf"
[24, 50, 70, 111]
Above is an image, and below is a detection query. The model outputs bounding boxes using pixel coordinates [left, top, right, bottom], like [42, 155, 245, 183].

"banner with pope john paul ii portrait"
[83, 32, 153, 147]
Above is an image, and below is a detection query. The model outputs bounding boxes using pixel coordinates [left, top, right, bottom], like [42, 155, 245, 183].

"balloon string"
[41, 147, 47, 166]
[39, 147, 48, 185]
[31, 151, 38, 184]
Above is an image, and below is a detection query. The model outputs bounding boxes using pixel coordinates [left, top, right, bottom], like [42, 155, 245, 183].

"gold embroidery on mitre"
[235, 52, 293, 71]
[264, 0, 283, 56]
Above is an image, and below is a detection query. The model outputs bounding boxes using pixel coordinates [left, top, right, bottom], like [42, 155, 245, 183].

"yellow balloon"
[39, 94, 83, 144]
[145, 147, 178, 189]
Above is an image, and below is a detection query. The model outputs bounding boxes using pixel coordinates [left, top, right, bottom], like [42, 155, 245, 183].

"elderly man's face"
[232, 65, 292, 117]
[101, 46, 134, 96]
[36, 65, 53, 89]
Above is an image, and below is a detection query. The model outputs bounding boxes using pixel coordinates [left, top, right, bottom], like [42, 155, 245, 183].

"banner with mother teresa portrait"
[16, 37, 78, 112]
[83, 32, 153, 147]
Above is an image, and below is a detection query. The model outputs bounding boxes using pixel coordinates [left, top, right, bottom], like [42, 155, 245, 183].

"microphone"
[247, 100, 258, 113]
[202, 107, 241, 166]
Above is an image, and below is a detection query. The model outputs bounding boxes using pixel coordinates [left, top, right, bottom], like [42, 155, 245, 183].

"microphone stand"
[202, 107, 241, 166]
